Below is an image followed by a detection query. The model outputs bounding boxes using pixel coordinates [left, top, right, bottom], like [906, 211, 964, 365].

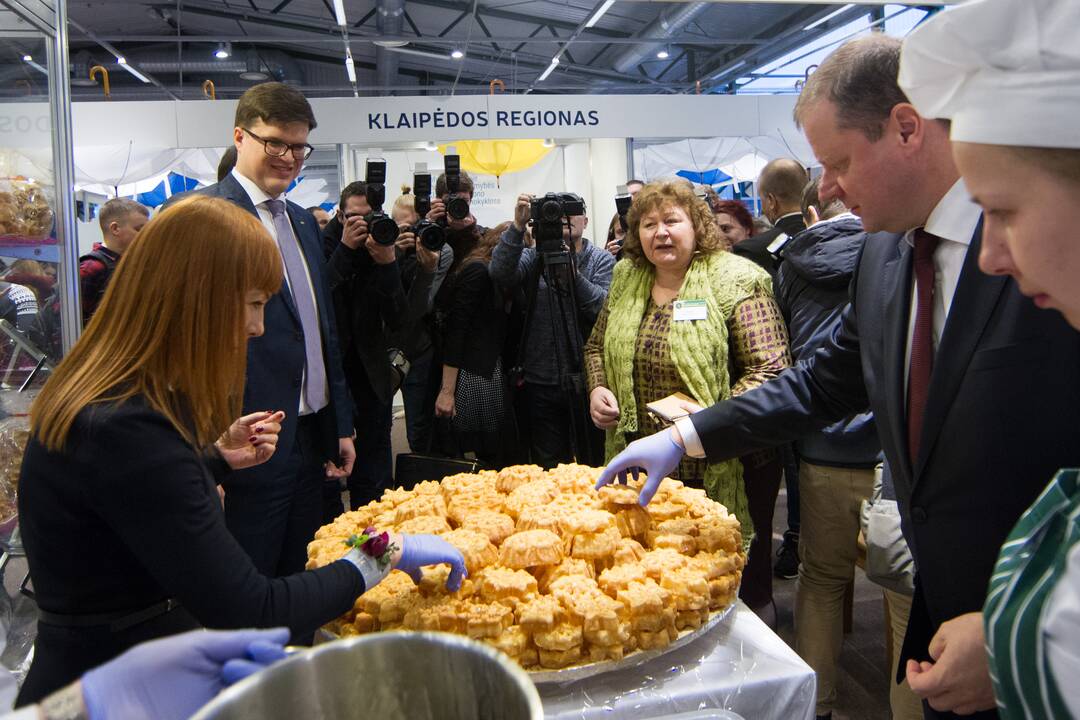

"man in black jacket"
[322, 182, 439, 510]
[734, 158, 808, 275]
[775, 178, 887, 719]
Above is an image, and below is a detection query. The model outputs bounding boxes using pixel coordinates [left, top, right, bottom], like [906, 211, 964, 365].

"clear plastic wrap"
[0, 414, 29, 545]
[0, 179, 54, 243]
[539, 602, 816, 720]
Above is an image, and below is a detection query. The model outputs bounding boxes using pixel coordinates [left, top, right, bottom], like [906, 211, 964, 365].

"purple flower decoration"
[362, 527, 390, 559]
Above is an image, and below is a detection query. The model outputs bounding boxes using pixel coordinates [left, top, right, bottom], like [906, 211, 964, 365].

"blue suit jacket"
[692, 226, 1080, 671]
[166, 175, 353, 483]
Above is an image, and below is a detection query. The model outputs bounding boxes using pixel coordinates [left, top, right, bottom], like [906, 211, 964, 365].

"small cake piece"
[381, 486, 415, 507]
[559, 508, 617, 536]
[461, 511, 516, 545]
[696, 514, 742, 554]
[570, 525, 622, 561]
[413, 479, 443, 495]
[617, 579, 669, 622]
[586, 642, 627, 663]
[464, 601, 514, 639]
[645, 499, 690, 522]
[533, 620, 583, 652]
[690, 550, 740, 579]
[547, 574, 601, 611]
[515, 505, 562, 534]
[499, 529, 565, 569]
[478, 566, 538, 606]
[503, 479, 559, 519]
[447, 491, 505, 526]
[611, 505, 648, 540]
[613, 538, 648, 565]
[352, 612, 376, 633]
[598, 483, 641, 508]
[442, 528, 499, 575]
[395, 514, 452, 536]
[660, 566, 710, 611]
[547, 463, 600, 494]
[651, 533, 697, 555]
[485, 624, 530, 659]
[496, 464, 546, 494]
[537, 557, 595, 593]
[598, 562, 647, 597]
[538, 646, 583, 669]
[516, 594, 564, 633]
[640, 548, 690, 579]
[362, 571, 420, 624]
[394, 493, 448, 523]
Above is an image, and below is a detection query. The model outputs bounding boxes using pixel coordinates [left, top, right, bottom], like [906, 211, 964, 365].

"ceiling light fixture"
[585, 0, 615, 29]
[333, 0, 348, 26]
[657, 46, 670, 60]
[115, 56, 151, 83]
[345, 56, 357, 83]
[214, 42, 231, 59]
[451, 49, 464, 59]
[537, 56, 560, 82]
[21, 54, 31, 62]
[542, 138, 555, 148]
[803, 4, 855, 31]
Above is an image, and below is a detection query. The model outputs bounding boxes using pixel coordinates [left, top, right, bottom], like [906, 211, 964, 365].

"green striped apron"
[984, 468, 1079, 719]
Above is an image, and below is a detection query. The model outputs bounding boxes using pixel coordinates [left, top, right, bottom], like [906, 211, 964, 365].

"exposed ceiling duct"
[609, 2, 711, 75]
[375, 0, 406, 92]
[132, 49, 304, 84]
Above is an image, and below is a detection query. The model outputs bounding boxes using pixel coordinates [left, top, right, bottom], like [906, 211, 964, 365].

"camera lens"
[540, 199, 562, 223]
[446, 194, 470, 221]
[369, 214, 400, 246]
[417, 222, 446, 252]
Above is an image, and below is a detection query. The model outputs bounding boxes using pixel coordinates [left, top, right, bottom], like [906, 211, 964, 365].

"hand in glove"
[595, 428, 685, 506]
[395, 534, 468, 592]
[81, 628, 290, 720]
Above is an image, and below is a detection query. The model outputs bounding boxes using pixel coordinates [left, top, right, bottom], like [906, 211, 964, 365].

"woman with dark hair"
[434, 222, 511, 465]
[16, 195, 465, 706]
[711, 199, 755, 251]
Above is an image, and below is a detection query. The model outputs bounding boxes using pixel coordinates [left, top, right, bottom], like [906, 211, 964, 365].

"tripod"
[515, 238, 602, 467]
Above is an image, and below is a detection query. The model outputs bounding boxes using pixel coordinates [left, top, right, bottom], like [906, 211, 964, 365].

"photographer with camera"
[391, 173, 454, 455]
[490, 192, 614, 468]
[322, 176, 439, 510]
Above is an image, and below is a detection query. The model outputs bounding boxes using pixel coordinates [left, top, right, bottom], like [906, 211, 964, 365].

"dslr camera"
[529, 192, 586, 253]
[441, 153, 470, 221]
[362, 158, 399, 246]
[410, 165, 446, 252]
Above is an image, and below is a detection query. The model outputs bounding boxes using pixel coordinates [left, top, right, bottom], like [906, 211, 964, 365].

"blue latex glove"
[396, 534, 467, 591]
[81, 627, 289, 720]
[595, 428, 685, 506]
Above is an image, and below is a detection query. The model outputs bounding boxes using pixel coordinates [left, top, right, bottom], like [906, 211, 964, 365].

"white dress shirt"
[230, 169, 326, 415]
[677, 178, 982, 459]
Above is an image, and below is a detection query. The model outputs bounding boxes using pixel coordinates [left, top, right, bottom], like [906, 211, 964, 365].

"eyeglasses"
[241, 127, 314, 160]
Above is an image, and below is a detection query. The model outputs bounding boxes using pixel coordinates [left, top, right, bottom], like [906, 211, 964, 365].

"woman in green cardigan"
[583, 180, 790, 614]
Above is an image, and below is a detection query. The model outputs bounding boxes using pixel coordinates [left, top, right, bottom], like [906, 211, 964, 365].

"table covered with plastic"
[539, 601, 816, 720]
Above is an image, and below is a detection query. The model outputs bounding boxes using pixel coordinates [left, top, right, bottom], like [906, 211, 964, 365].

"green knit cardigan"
[601, 251, 773, 534]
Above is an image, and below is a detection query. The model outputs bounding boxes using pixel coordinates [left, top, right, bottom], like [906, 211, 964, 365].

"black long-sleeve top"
[17, 397, 364, 686]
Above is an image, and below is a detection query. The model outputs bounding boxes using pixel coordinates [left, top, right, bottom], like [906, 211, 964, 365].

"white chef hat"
[898, 0, 1080, 149]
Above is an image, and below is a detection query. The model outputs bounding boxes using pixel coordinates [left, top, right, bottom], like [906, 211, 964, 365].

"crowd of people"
[4, 0, 1077, 717]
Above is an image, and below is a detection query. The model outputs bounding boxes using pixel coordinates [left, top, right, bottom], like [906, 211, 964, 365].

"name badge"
[673, 299, 707, 322]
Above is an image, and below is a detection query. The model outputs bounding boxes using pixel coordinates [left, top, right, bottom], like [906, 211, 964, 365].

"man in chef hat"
[899, 1, 1080, 718]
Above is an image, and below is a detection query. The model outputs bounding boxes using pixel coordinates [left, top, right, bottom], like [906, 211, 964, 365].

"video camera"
[614, 184, 632, 235]
[411, 163, 446, 252]
[442, 153, 470, 221]
[529, 192, 586, 253]
[363, 158, 399, 246]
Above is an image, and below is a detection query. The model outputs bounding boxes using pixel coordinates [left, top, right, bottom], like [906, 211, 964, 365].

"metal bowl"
[191, 631, 544, 720]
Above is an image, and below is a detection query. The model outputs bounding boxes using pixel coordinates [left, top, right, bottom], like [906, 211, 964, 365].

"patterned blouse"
[585, 291, 791, 485]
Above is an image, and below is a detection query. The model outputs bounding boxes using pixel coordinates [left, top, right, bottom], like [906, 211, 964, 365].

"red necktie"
[907, 228, 940, 464]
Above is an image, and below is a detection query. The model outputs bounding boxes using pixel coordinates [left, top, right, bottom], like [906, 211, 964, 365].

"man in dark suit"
[167, 82, 354, 579]
[598, 35, 1080, 720]
[733, 158, 808, 275]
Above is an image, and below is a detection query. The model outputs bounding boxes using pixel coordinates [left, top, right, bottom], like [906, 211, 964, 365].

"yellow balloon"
[438, 140, 552, 185]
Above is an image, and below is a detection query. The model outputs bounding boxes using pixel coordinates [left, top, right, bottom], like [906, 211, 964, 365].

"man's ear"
[892, 103, 924, 149]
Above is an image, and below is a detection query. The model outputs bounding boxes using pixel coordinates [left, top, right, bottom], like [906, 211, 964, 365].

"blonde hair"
[621, 181, 724, 266]
[32, 195, 283, 451]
